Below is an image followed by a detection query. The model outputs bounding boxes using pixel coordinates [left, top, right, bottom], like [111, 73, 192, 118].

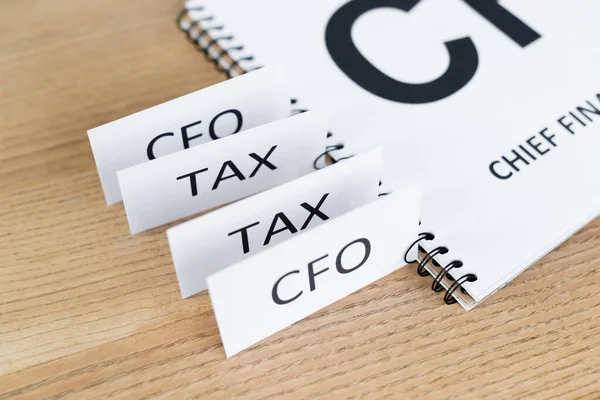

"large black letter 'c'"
[272, 270, 303, 305]
[325, 0, 479, 104]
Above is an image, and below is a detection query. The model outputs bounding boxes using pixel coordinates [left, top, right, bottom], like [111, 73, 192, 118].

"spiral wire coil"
[404, 233, 477, 305]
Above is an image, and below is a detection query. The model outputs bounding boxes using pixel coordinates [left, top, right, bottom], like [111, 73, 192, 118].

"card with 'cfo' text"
[88, 67, 289, 205]
[207, 185, 421, 358]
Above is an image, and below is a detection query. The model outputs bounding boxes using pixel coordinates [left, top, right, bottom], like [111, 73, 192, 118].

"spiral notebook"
[178, 0, 600, 310]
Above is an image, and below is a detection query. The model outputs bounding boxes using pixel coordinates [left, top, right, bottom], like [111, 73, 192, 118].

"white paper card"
[207, 185, 421, 357]
[118, 111, 327, 234]
[88, 67, 290, 205]
[168, 149, 383, 298]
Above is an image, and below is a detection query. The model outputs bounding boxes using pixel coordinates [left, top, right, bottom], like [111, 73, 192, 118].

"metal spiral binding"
[177, 6, 260, 77]
[404, 232, 478, 305]
[313, 144, 346, 170]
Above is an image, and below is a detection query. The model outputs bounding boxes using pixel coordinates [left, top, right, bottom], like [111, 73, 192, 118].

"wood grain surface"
[1, 0, 600, 398]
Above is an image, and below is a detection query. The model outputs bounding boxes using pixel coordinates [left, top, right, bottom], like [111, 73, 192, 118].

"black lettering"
[212, 161, 245, 190]
[176, 168, 208, 196]
[502, 149, 529, 172]
[181, 120, 203, 149]
[209, 109, 243, 140]
[272, 270, 302, 305]
[570, 111, 587, 127]
[518, 145, 536, 161]
[264, 212, 298, 246]
[558, 116, 576, 134]
[228, 221, 260, 254]
[325, 0, 479, 104]
[540, 128, 557, 147]
[526, 135, 550, 156]
[308, 255, 329, 292]
[489, 160, 513, 180]
[463, 0, 541, 47]
[577, 101, 600, 122]
[249, 145, 278, 178]
[147, 132, 174, 160]
[300, 193, 330, 230]
[336, 238, 371, 274]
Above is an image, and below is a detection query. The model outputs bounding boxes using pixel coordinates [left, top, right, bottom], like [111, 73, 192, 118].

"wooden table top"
[2, 0, 600, 398]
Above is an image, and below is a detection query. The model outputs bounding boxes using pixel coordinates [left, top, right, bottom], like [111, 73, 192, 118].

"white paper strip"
[118, 110, 327, 234]
[88, 67, 290, 205]
[207, 185, 421, 357]
[168, 149, 383, 298]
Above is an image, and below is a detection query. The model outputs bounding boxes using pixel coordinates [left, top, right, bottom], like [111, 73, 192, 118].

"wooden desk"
[1, 1, 599, 398]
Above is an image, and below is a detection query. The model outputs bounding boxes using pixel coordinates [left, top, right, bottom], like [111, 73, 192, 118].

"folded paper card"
[88, 67, 289, 205]
[207, 185, 421, 357]
[167, 149, 382, 298]
[118, 110, 327, 234]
